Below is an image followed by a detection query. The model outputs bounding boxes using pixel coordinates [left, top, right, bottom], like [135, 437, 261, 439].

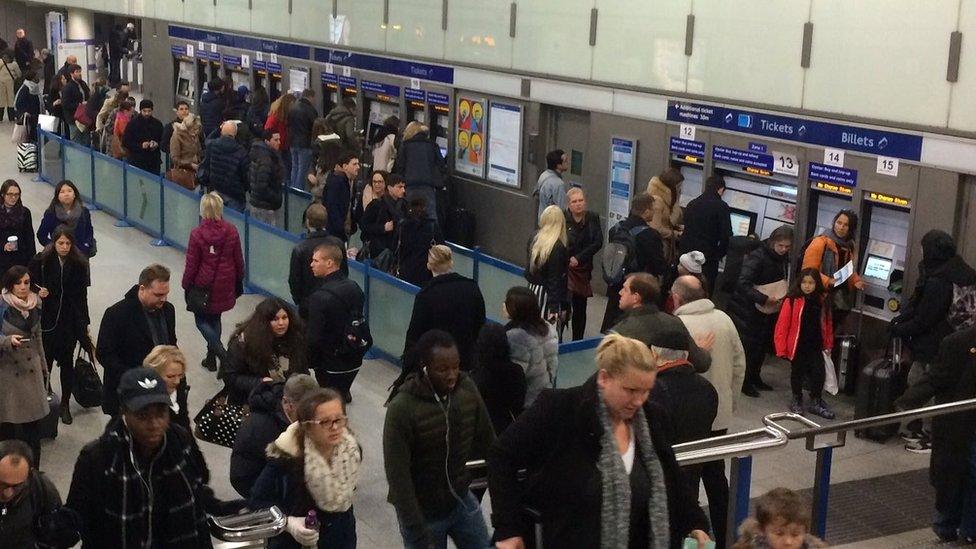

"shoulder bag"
[186, 239, 225, 313]
[72, 346, 103, 408]
[193, 386, 249, 448]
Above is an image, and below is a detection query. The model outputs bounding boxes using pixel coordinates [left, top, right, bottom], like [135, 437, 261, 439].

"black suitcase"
[38, 391, 60, 440]
[833, 335, 860, 395]
[854, 339, 906, 441]
[447, 207, 476, 248]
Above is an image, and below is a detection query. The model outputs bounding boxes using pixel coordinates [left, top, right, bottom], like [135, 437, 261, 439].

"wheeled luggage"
[17, 142, 37, 172]
[854, 338, 906, 441]
[38, 391, 60, 440]
[447, 207, 476, 247]
[833, 335, 860, 395]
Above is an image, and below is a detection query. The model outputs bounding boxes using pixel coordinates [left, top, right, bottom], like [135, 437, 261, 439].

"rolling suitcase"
[447, 207, 476, 247]
[854, 338, 906, 442]
[17, 142, 37, 172]
[38, 390, 60, 440]
[833, 335, 860, 395]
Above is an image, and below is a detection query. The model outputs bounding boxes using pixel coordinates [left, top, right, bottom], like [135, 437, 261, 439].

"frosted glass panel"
[248, 224, 296, 300]
[252, 0, 292, 39]
[336, 0, 386, 50]
[128, 0, 154, 17]
[183, 0, 216, 28]
[555, 345, 597, 388]
[445, 0, 513, 68]
[155, 0, 184, 21]
[161, 183, 200, 250]
[64, 144, 93, 202]
[386, 0, 445, 59]
[512, 0, 593, 79]
[688, 0, 808, 106]
[93, 158, 124, 217]
[125, 168, 162, 237]
[805, 0, 955, 127]
[87, 0, 127, 12]
[291, 0, 332, 43]
[368, 273, 417, 359]
[949, 1, 976, 131]
[215, 0, 251, 33]
[592, 0, 689, 91]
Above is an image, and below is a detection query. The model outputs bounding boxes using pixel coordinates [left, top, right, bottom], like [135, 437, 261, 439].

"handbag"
[567, 262, 593, 297]
[73, 103, 92, 129]
[186, 240, 226, 313]
[11, 118, 27, 144]
[193, 387, 249, 448]
[72, 347, 103, 408]
[823, 350, 839, 396]
[165, 166, 197, 190]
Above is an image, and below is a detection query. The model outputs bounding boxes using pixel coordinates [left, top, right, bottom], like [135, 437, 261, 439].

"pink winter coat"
[182, 219, 245, 314]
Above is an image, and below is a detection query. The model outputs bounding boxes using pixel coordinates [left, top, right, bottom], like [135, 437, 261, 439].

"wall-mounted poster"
[455, 96, 486, 178]
[608, 137, 638, 225]
[486, 101, 522, 187]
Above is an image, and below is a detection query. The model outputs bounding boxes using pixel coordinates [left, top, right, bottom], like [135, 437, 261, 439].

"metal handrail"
[209, 506, 287, 543]
[784, 398, 976, 439]
[673, 426, 788, 466]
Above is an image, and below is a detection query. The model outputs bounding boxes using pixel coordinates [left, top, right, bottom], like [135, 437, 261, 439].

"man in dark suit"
[96, 264, 177, 416]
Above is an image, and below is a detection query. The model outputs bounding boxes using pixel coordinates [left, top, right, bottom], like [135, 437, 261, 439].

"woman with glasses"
[250, 388, 361, 549]
[0, 181, 36, 276]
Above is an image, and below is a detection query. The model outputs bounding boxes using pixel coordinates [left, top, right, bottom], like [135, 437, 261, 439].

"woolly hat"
[679, 251, 706, 274]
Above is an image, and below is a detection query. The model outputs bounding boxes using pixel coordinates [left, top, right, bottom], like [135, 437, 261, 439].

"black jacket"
[396, 217, 444, 286]
[0, 469, 71, 549]
[565, 210, 603, 265]
[220, 335, 309, 405]
[613, 214, 666, 279]
[28, 252, 91, 360]
[160, 116, 180, 155]
[488, 375, 710, 549]
[360, 195, 405, 256]
[895, 326, 976, 494]
[84, 86, 108, 126]
[248, 140, 284, 210]
[287, 98, 318, 149]
[306, 271, 366, 372]
[728, 241, 790, 345]
[288, 230, 347, 318]
[0, 206, 37, 275]
[472, 357, 526, 436]
[404, 272, 486, 370]
[96, 284, 177, 416]
[122, 113, 164, 173]
[61, 78, 90, 124]
[679, 190, 732, 263]
[524, 238, 569, 310]
[199, 91, 226, 139]
[323, 171, 352, 241]
[394, 132, 445, 189]
[202, 135, 250, 204]
[892, 232, 976, 362]
[230, 382, 289, 497]
[13, 37, 33, 71]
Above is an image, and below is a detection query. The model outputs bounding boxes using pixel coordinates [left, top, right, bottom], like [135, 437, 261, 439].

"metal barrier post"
[151, 175, 167, 246]
[727, 455, 752, 546]
[31, 130, 43, 183]
[115, 162, 132, 227]
[283, 191, 290, 233]
[472, 246, 481, 282]
[241, 210, 254, 294]
[811, 447, 833, 539]
[88, 147, 100, 211]
[362, 260, 372, 322]
[59, 137, 66, 182]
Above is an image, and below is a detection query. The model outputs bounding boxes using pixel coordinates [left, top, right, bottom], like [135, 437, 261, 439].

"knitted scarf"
[0, 204, 25, 230]
[1, 289, 38, 318]
[302, 431, 361, 512]
[820, 230, 853, 276]
[54, 202, 83, 231]
[596, 385, 670, 549]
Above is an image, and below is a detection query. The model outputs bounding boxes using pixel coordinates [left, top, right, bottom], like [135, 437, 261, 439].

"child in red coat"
[774, 268, 835, 419]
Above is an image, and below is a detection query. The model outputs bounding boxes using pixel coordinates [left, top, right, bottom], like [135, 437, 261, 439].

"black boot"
[201, 350, 217, 372]
[60, 397, 73, 425]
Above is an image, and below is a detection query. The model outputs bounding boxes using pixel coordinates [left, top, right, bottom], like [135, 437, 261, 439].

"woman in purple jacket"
[182, 192, 245, 372]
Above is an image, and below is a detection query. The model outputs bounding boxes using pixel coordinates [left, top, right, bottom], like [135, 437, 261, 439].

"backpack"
[602, 222, 649, 286]
[948, 283, 976, 331]
[323, 284, 373, 361]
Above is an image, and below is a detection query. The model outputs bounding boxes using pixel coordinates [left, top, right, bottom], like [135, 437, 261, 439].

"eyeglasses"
[303, 416, 347, 430]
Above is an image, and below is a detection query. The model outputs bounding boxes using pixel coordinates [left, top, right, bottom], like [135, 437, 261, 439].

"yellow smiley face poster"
[455, 96, 486, 177]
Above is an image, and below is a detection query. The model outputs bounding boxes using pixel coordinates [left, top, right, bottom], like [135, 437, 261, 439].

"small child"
[733, 488, 828, 549]
[774, 268, 835, 419]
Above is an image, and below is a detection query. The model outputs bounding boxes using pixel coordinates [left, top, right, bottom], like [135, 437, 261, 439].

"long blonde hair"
[530, 205, 567, 272]
[403, 121, 427, 141]
[269, 93, 296, 122]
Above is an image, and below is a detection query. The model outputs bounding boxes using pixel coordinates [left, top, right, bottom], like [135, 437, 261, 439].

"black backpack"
[602, 221, 649, 286]
[323, 284, 373, 361]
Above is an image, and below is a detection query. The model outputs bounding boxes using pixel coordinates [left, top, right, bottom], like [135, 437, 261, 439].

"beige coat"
[0, 59, 21, 109]
[0, 303, 48, 425]
[170, 115, 202, 169]
[645, 176, 683, 261]
[371, 133, 396, 172]
[674, 298, 746, 432]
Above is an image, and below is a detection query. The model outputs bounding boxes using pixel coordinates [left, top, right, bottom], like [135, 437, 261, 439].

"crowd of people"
[0, 28, 973, 549]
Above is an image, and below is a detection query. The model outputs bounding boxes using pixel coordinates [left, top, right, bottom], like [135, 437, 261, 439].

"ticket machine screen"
[864, 254, 893, 281]
[729, 209, 756, 237]
[177, 78, 190, 98]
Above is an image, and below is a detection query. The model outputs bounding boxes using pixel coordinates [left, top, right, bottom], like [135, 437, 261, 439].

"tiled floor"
[0, 122, 942, 547]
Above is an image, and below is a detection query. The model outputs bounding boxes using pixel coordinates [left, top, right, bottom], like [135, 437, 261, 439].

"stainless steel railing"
[210, 506, 287, 548]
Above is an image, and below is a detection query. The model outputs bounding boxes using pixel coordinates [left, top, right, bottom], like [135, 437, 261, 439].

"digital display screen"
[729, 209, 755, 237]
[864, 255, 893, 281]
[177, 78, 190, 98]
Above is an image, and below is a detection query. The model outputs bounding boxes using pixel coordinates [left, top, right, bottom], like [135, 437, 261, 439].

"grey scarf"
[596, 385, 670, 549]
[54, 202, 83, 230]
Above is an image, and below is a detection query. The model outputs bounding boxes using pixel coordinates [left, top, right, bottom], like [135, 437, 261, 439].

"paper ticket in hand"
[833, 261, 854, 286]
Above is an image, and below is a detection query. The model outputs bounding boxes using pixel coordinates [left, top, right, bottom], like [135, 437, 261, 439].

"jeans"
[248, 204, 281, 228]
[906, 361, 933, 434]
[194, 312, 226, 361]
[396, 491, 490, 549]
[933, 436, 976, 539]
[290, 147, 313, 190]
[405, 185, 438, 221]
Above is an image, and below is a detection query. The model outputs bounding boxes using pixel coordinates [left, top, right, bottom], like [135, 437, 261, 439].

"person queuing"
[307, 242, 368, 402]
[231, 374, 318, 498]
[0, 52, 20, 124]
[773, 268, 835, 419]
[324, 96, 359, 152]
[289, 89, 320, 190]
[12, 29, 33, 72]
[36, 180, 96, 257]
[40, 48, 54, 96]
[801, 209, 865, 330]
[200, 78, 226, 140]
[182, 192, 245, 373]
[732, 488, 826, 549]
[564, 187, 602, 341]
[645, 167, 684, 265]
[265, 92, 295, 184]
[354, 169, 388, 223]
[672, 275, 746, 548]
[471, 323, 526, 436]
[0, 266, 48, 465]
[161, 100, 191, 158]
[246, 86, 270, 138]
[13, 70, 42, 143]
[199, 121, 251, 211]
[525, 205, 569, 329]
[393, 121, 446, 221]
[55, 54, 77, 82]
[324, 151, 360, 242]
[95, 81, 129, 149]
[383, 330, 495, 549]
[288, 204, 346, 319]
[168, 111, 202, 186]
[663, 251, 706, 313]
[251, 388, 362, 549]
[28, 226, 92, 426]
[533, 149, 570, 221]
[488, 333, 712, 549]
[97, 264, 176, 417]
[0, 440, 78, 548]
[142, 345, 190, 430]
[0, 180, 37, 275]
[65, 367, 245, 547]
[83, 77, 109, 143]
[248, 129, 286, 226]
[370, 115, 399, 172]
[397, 198, 445, 287]
[679, 175, 732, 296]
[110, 97, 135, 160]
[45, 74, 67, 137]
[359, 172, 406, 265]
[221, 297, 309, 405]
[728, 225, 793, 396]
[122, 99, 164, 174]
[61, 64, 90, 144]
[503, 286, 558, 408]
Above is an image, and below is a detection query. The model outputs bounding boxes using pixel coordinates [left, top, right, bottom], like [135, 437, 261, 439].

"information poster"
[455, 96, 486, 178]
[288, 67, 309, 93]
[608, 137, 638, 225]
[486, 101, 522, 187]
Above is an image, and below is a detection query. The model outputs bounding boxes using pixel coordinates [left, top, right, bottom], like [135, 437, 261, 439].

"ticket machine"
[426, 91, 451, 160]
[195, 57, 218, 102]
[320, 72, 339, 114]
[171, 45, 196, 106]
[223, 54, 252, 93]
[710, 141, 799, 239]
[805, 162, 855, 238]
[254, 60, 282, 102]
[858, 191, 911, 321]
[668, 130, 707, 208]
[361, 79, 402, 150]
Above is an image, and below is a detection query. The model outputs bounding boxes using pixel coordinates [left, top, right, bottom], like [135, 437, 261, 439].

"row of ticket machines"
[172, 48, 450, 158]
[671, 144, 910, 327]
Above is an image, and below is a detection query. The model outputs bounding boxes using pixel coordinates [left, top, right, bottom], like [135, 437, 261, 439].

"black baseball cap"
[118, 367, 170, 412]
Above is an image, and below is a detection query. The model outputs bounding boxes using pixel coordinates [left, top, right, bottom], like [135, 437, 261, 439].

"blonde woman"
[524, 204, 569, 326]
[143, 345, 189, 430]
[393, 120, 446, 221]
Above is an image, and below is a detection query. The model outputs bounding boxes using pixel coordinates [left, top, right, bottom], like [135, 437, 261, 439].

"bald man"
[200, 120, 250, 211]
[56, 54, 78, 80]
